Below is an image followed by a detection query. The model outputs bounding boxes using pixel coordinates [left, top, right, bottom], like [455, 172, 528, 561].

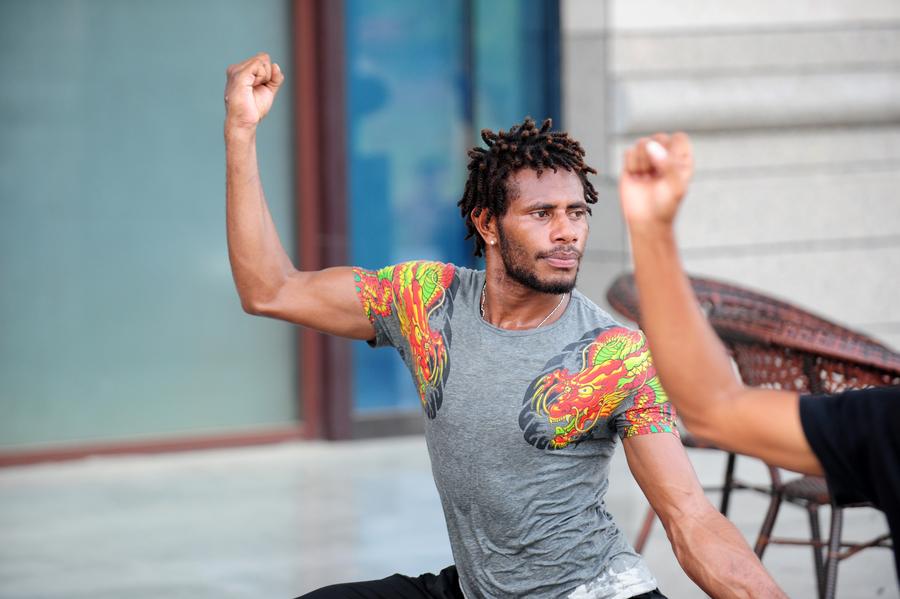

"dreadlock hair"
[458, 117, 598, 257]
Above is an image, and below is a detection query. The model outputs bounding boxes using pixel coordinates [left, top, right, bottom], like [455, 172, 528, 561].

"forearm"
[627, 222, 742, 434]
[665, 506, 786, 598]
[620, 137, 822, 473]
[225, 126, 294, 311]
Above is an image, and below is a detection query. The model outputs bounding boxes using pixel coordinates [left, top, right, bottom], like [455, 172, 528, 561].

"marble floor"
[0, 436, 895, 598]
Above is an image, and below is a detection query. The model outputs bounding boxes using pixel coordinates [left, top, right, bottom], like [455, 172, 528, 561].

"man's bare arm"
[224, 53, 374, 340]
[618, 134, 822, 475]
[624, 434, 787, 598]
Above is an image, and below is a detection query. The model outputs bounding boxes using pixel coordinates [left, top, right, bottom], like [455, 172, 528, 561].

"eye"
[532, 210, 550, 219]
[569, 208, 591, 219]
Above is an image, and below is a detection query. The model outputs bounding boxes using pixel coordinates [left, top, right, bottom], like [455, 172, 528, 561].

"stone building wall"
[563, 0, 900, 348]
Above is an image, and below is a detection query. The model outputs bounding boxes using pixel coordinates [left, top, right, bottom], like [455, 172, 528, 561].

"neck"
[481, 261, 569, 330]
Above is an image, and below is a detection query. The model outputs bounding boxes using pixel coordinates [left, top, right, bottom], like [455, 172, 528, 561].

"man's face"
[495, 168, 590, 294]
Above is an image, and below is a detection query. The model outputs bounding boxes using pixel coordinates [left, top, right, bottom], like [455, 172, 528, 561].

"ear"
[471, 208, 498, 248]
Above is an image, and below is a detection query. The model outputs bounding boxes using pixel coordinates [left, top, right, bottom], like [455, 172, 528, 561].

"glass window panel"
[474, 0, 561, 132]
[0, 0, 296, 447]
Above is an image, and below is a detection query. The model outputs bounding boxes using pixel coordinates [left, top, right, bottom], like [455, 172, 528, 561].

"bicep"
[623, 433, 709, 526]
[251, 266, 376, 340]
[694, 388, 823, 476]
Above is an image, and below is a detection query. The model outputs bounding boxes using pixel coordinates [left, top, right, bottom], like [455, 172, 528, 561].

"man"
[224, 52, 785, 599]
[618, 133, 899, 584]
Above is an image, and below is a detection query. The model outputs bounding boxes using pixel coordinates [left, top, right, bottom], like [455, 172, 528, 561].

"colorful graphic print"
[519, 327, 677, 450]
[353, 261, 458, 418]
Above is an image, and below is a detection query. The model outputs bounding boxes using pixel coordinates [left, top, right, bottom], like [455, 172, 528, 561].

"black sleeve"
[799, 386, 900, 582]
[799, 386, 900, 511]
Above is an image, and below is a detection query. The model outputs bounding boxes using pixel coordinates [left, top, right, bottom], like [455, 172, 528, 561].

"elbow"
[240, 291, 281, 317]
[676, 385, 744, 446]
[677, 409, 713, 440]
[235, 272, 293, 317]
[241, 296, 263, 315]
[678, 407, 725, 446]
[237, 286, 279, 317]
[658, 511, 697, 570]
[662, 505, 716, 570]
[662, 387, 710, 438]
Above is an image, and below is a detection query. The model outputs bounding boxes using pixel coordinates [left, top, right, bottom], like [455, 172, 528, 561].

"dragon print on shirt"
[354, 261, 458, 418]
[519, 326, 677, 450]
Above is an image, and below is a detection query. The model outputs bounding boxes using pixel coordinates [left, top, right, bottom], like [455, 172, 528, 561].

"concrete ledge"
[609, 0, 900, 32]
[611, 26, 900, 75]
[612, 126, 900, 176]
[612, 70, 900, 134]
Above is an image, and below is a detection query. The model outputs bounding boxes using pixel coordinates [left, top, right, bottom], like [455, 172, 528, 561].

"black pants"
[296, 566, 668, 599]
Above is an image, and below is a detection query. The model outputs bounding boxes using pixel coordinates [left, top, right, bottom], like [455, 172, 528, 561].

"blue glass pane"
[347, 0, 471, 412]
[474, 0, 561, 132]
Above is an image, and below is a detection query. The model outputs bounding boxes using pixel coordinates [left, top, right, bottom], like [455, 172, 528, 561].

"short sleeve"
[608, 331, 679, 440]
[351, 261, 459, 417]
[352, 264, 400, 348]
[353, 261, 457, 347]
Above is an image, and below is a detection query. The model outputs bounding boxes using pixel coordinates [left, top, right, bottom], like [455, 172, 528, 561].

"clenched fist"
[618, 132, 694, 228]
[224, 52, 285, 133]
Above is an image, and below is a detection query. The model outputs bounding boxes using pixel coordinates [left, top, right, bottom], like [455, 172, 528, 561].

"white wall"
[563, 0, 900, 349]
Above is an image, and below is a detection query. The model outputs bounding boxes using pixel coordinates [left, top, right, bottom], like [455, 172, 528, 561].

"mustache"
[538, 246, 582, 259]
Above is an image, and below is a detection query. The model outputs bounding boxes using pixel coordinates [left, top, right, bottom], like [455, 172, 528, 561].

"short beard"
[497, 223, 578, 294]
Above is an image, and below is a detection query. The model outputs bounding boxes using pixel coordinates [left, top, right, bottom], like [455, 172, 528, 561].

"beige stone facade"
[563, 0, 900, 348]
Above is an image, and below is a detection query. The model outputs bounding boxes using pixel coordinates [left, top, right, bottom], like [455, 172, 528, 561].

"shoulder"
[353, 261, 461, 316]
[354, 260, 457, 281]
[569, 288, 625, 330]
[353, 261, 462, 297]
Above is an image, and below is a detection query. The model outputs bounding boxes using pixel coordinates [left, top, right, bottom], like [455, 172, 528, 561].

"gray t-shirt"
[354, 262, 678, 599]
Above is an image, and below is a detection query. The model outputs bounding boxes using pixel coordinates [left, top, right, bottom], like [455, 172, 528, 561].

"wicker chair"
[606, 272, 899, 599]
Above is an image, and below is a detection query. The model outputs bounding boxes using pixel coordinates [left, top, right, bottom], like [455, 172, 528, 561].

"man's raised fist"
[224, 52, 285, 132]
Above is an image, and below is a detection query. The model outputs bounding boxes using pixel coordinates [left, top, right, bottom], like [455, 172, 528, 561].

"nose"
[550, 212, 579, 244]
